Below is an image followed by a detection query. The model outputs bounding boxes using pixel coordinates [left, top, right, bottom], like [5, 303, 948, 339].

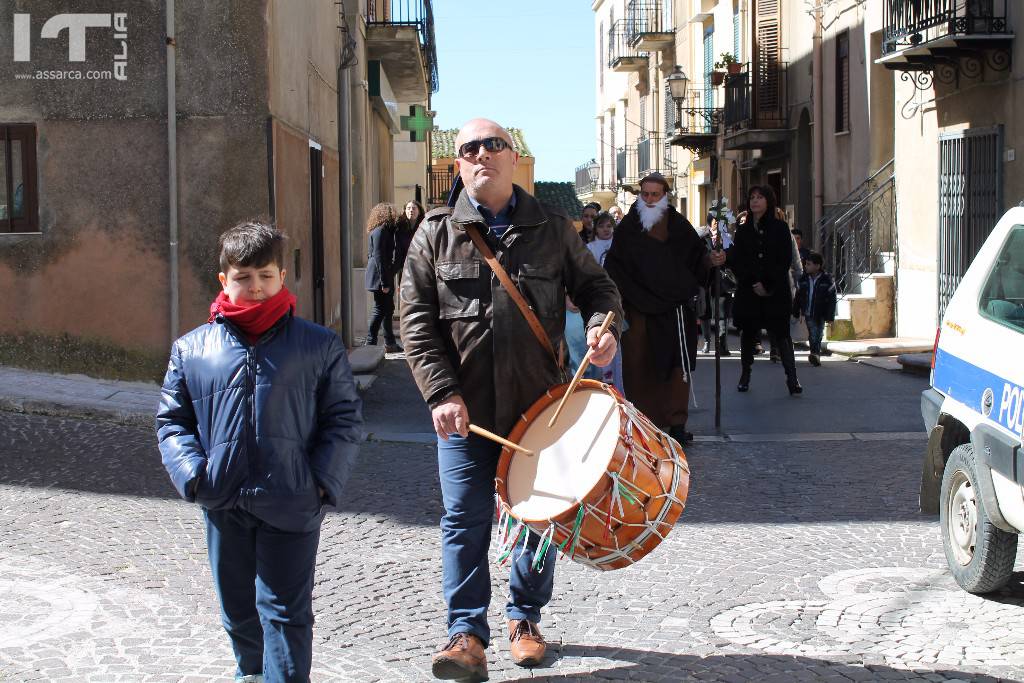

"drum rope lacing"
[494, 386, 690, 572]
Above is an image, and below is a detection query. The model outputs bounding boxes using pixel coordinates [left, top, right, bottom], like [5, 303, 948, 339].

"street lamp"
[587, 158, 600, 189]
[667, 66, 689, 102]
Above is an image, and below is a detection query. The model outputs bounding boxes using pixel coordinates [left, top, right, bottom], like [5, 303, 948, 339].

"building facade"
[583, 0, 1019, 341]
[0, 0, 437, 378]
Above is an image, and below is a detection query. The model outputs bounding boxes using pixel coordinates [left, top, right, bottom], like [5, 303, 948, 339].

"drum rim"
[495, 379, 620, 524]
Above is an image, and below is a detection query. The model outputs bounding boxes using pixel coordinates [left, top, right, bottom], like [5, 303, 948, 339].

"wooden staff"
[468, 424, 534, 456]
[548, 311, 616, 428]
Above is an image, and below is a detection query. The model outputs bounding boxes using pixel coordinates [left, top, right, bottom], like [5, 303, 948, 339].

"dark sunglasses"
[458, 136, 513, 159]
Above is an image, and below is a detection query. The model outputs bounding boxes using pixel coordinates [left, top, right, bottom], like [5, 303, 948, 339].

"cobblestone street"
[2, 383, 1024, 682]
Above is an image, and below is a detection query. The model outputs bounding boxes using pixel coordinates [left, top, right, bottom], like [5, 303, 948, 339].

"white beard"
[637, 195, 669, 231]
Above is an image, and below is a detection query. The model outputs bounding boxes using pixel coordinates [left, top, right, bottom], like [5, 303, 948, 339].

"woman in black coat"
[394, 199, 424, 282]
[726, 185, 802, 394]
[364, 202, 401, 351]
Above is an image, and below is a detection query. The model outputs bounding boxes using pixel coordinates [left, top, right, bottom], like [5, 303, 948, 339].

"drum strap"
[465, 224, 560, 367]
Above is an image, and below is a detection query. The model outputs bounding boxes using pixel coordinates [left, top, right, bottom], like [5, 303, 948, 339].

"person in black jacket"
[156, 220, 362, 682]
[727, 185, 803, 394]
[395, 199, 425, 284]
[364, 202, 402, 352]
[793, 251, 837, 366]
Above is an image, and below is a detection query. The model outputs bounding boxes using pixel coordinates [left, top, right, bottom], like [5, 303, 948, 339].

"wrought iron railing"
[723, 62, 788, 132]
[367, 0, 439, 93]
[626, 0, 672, 43]
[608, 20, 645, 68]
[428, 165, 453, 206]
[615, 146, 639, 187]
[637, 134, 665, 176]
[882, 0, 1009, 55]
[820, 161, 897, 295]
[575, 160, 616, 196]
[669, 89, 721, 134]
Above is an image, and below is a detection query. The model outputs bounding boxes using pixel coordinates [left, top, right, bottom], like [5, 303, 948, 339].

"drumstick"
[468, 424, 534, 456]
[548, 311, 616, 428]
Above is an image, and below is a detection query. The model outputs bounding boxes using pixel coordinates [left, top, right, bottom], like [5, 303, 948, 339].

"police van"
[921, 205, 1024, 594]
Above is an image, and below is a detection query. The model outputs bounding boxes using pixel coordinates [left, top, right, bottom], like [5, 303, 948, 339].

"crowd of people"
[561, 178, 838, 442]
[154, 117, 841, 683]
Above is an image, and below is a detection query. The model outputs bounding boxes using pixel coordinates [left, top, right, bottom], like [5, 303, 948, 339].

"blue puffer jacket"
[156, 312, 363, 533]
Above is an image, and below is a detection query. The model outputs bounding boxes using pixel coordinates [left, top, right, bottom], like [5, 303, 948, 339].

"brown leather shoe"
[431, 632, 488, 682]
[508, 619, 546, 667]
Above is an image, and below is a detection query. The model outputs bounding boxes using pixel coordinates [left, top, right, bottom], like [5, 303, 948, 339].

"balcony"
[626, 0, 674, 52]
[615, 138, 672, 192]
[666, 89, 721, 156]
[366, 0, 439, 101]
[722, 62, 791, 151]
[574, 160, 617, 199]
[878, 0, 1012, 70]
[608, 21, 648, 72]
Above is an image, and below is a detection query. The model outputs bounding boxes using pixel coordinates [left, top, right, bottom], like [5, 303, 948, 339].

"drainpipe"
[812, 2, 824, 228]
[338, 64, 354, 348]
[166, 0, 179, 341]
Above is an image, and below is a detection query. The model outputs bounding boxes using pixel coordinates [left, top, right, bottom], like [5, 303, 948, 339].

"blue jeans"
[437, 433, 555, 646]
[565, 310, 602, 380]
[205, 509, 321, 683]
[806, 317, 825, 355]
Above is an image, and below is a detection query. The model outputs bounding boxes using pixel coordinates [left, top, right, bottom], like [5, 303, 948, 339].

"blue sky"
[431, 1, 596, 182]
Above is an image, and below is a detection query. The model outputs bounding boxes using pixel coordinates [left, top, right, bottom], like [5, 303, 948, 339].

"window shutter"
[754, 0, 781, 117]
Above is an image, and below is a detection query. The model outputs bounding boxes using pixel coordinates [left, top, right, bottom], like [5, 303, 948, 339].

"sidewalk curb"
[0, 396, 153, 428]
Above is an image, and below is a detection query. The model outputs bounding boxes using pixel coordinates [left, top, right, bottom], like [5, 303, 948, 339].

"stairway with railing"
[817, 160, 898, 339]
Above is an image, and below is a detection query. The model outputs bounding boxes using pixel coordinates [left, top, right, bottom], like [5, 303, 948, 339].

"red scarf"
[209, 287, 297, 343]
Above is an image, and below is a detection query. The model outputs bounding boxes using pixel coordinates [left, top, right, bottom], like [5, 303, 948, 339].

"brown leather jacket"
[399, 185, 623, 436]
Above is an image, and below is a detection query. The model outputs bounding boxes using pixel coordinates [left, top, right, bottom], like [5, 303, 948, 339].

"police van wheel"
[939, 443, 1018, 594]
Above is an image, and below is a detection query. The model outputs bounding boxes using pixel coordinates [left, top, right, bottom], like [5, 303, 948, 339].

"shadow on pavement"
[514, 645, 1003, 682]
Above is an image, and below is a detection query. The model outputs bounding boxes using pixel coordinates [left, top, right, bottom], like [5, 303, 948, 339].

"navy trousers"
[204, 508, 321, 683]
[437, 433, 555, 646]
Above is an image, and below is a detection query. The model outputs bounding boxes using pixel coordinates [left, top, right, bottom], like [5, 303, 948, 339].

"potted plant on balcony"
[715, 52, 742, 75]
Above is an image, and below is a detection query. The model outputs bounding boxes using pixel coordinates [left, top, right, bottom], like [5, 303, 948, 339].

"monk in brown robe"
[604, 173, 727, 443]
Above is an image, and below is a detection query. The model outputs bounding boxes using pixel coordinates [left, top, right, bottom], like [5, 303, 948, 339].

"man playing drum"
[400, 118, 623, 682]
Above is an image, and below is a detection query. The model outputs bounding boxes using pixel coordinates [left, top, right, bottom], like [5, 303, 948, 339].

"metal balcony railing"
[608, 20, 646, 69]
[882, 0, 1009, 55]
[574, 160, 616, 196]
[626, 0, 672, 44]
[723, 62, 788, 132]
[668, 90, 721, 135]
[367, 0, 439, 93]
[615, 146, 638, 187]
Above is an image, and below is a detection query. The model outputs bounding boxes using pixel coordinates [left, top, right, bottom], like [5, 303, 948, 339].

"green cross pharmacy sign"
[400, 105, 434, 143]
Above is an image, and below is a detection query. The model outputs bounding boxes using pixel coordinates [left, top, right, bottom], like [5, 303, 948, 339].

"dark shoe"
[718, 334, 731, 357]
[809, 354, 821, 367]
[753, 343, 764, 355]
[432, 633, 488, 681]
[364, 337, 378, 346]
[668, 425, 694, 444]
[787, 378, 803, 395]
[508, 619, 546, 667]
[769, 350, 780, 363]
[701, 340, 711, 354]
[384, 341, 404, 353]
[737, 369, 751, 392]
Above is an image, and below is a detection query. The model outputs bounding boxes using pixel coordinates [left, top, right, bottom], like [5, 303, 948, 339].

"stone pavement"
[2, 407, 1023, 682]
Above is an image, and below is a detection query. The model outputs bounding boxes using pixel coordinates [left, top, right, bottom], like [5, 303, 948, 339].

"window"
[980, 225, 1024, 333]
[640, 95, 647, 137]
[835, 31, 850, 132]
[0, 124, 38, 233]
[734, 1, 741, 60]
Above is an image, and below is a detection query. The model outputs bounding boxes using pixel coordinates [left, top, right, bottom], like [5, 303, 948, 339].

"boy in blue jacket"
[793, 251, 838, 367]
[156, 221, 362, 683]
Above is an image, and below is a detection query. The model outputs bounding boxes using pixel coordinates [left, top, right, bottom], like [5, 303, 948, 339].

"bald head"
[455, 118, 513, 149]
[454, 118, 519, 214]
